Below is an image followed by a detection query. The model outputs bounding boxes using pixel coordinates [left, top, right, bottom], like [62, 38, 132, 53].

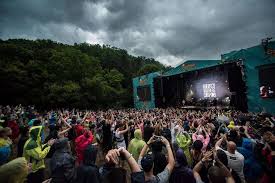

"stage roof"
[222, 40, 275, 62]
[163, 40, 275, 77]
[133, 40, 275, 79]
[162, 60, 220, 77]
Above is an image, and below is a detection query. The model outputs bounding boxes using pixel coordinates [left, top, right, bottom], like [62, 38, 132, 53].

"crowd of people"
[0, 104, 274, 183]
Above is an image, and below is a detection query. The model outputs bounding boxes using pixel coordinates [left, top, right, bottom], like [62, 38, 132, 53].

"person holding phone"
[193, 150, 235, 183]
[137, 135, 175, 183]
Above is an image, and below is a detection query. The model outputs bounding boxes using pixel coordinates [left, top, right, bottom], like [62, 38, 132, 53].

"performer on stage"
[182, 99, 186, 106]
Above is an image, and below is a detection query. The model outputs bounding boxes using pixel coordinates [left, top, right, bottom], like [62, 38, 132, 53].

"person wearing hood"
[50, 138, 76, 183]
[7, 115, 20, 141]
[169, 148, 196, 183]
[49, 113, 57, 126]
[23, 125, 55, 183]
[176, 131, 192, 166]
[128, 129, 146, 161]
[0, 127, 12, 165]
[0, 157, 29, 183]
[237, 138, 262, 182]
[227, 121, 236, 130]
[75, 129, 94, 164]
[75, 144, 100, 183]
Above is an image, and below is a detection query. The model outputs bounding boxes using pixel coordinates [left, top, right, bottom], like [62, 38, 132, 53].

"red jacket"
[75, 124, 84, 137]
[75, 131, 93, 164]
[7, 120, 20, 140]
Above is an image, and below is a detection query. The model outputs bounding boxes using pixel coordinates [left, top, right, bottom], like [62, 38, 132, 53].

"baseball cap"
[141, 153, 154, 172]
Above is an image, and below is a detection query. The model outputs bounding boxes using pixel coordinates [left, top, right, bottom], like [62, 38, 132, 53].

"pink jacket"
[192, 133, 210, 151]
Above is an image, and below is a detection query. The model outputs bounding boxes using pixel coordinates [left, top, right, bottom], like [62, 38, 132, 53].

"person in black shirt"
[102, 120, 112, 153]
[143, 121, 154, 143]
[67, 116, 77, 141]
[123, 120, 129, 149]
[17, 126, 28, 157]
[129, 122, 135, 140]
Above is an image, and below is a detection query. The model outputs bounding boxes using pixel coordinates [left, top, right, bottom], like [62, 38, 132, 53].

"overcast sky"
[0, 0, 275, 66]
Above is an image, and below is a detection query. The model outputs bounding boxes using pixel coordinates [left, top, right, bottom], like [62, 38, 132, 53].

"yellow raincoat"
[0, 157, 28, 183]
[128, 129, 146, 161]
[23, 126, 51, 172]
[227, 121, 235, 130]
[176, 132, 192, 166]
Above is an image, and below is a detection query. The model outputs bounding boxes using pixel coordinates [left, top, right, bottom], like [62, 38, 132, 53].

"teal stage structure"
[132, 41, 275, 113]
[132, 72, 161, 109]
[222, 42, 275, 113]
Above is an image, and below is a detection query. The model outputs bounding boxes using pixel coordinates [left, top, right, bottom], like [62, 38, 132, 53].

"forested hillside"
[0, 39, 164, 109]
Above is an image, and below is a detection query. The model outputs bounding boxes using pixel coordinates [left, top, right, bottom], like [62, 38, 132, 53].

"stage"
[180, 105, 232, 111]
[153, 62, 247, 111]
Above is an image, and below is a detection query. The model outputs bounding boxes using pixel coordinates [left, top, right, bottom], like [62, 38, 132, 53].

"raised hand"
[47, 139, 56, 146]
[202, 151, 213, 162]
[161, 136, 170, 146]
[105, 149, 120, 164]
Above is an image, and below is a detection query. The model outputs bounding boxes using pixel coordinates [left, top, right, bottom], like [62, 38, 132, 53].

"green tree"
[137, 64, 162, 76]
[0, 39, 166, 109]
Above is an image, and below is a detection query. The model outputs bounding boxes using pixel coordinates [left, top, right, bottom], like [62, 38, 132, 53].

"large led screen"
[203, 83, 216, 98]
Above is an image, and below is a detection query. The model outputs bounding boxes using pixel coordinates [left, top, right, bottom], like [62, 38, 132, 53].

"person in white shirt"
[215, 135, 245, 183]
[115, 123, 129, 148]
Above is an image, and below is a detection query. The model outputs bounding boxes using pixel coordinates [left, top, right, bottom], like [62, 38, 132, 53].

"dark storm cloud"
[1, 0, 275, 66]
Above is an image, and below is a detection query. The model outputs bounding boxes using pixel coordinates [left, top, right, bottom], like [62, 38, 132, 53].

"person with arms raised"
[137, 135, 175, 183]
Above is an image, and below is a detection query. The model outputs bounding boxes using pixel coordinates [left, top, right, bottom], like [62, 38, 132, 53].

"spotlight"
[222, 97, 230, 105]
